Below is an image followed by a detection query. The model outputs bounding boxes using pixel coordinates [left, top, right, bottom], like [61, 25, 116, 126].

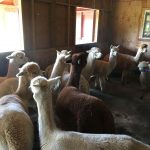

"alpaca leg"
[93, 75, 99, 88]
[121, 71, 128, 85]
[99, 77, 105, 92]
[90, 75, 99, 88]
[140, 87, 147, 100]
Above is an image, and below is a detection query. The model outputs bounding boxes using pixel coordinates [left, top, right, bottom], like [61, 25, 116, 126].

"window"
[142, 9, 150, 39]
[75, 7, 99, 45]
[0, 0, 24, 53]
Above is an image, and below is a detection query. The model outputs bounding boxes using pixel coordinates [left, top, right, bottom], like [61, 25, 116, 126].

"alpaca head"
[56, 50, 71, 64]
[68, 52, 87, 70]
[30, 76, 61, 101]
[138, 61, 150, 72]
[16, 62, 42, 82]
[86, 47, 102, 59]
[110, 45, 119, 57]
[138, 44, 148, 54]
[6, 51, 28, 66]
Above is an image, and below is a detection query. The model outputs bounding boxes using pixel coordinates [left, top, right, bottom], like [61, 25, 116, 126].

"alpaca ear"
[77, 59, 81, 65]
[116, 45, 120, 49]
[67, 51, 71, 54]
[142, 47, 147, 53]
[6, 55, 15, 60]
[40, 70, 45, 76]
[65, 54, 71, 60]
[86, 50, 90, 53]
[56, 50, 60, 56]
[110, 45, 113, 49]
[16, 71, 26, 77]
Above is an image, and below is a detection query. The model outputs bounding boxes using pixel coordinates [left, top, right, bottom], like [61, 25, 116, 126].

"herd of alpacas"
[0, 44, 149, 150]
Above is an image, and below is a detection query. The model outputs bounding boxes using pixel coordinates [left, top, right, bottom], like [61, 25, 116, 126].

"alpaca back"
[0, 77, 18, 98]
[116, 53, 136, 71]
[0, 95, 33, 150]
[56, 86, 115, 133]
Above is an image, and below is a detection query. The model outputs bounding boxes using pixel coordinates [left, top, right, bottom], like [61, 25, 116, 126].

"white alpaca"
[93, 45, 119, 91]
[81, 47, 102, 81]
[0, 62, 41, 150]
[50, 50, 71, 78]
[45, 50, 71, 78]
[30, 76, 150, 150]
[138, 61, 150, 99]
[50, 50, 89, 94]
[0, 51, 28, 83]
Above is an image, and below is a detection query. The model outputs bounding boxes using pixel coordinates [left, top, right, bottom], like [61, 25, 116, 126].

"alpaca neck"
[50, 59, 65, 78]
[134, 49, 143, 63]
[108, 54, 117, 75]
[15, 77, 32, 106]
[82, 53, 95, 81]
[36, 92, 57, 145]
[67, 66, 81, 88]
[7, 60, 19, 77]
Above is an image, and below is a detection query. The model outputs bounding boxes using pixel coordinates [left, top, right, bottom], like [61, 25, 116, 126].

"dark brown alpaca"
[56, 52, 115, 133]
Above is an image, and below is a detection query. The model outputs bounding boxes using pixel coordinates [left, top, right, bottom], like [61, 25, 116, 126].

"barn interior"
[0, 0, 150, 150]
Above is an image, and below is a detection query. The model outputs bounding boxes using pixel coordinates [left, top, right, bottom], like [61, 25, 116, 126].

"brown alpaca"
[56, 52, 115, 134]
[104, 44, 148, 84]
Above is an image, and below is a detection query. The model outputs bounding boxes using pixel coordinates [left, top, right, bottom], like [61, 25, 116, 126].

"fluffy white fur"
[81, 47, 102, 81]
[0, 51, 28, 83]
[93, 45, 119, 91]
[44, 50, 71, 79]
[30, 76, 150, 150]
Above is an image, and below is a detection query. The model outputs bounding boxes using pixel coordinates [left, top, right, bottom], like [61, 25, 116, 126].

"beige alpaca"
[45, 50, 71, 78]
[0, 51, 28, 83]
[0, 62, 41, 150]
[30, 75, 150, 150]
[93, 45, 119, 91]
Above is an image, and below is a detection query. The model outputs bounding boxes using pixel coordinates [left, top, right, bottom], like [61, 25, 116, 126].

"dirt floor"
[90, 76, 150, 145]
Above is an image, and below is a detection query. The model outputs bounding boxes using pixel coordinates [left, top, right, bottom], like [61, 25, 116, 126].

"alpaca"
[0, 62, 41, 150]
[30, 75, 150, 150]
[44, 50, 71, 78]
[104, 44, 148, 84]
[81, 47, 102, 81]
[138, 61, 150, 99]
[0, 62, 41, 103]
[93, 45, 119, 91]
[50, 50, 89, 95]
[56, 52, 115, 133]
[0, 51, 28, 83]
[50, 50, 71, 79]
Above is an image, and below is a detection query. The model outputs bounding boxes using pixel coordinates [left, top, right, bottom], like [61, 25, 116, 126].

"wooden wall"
[111, 0, 150, 59]
[0, 0, 112, 75]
